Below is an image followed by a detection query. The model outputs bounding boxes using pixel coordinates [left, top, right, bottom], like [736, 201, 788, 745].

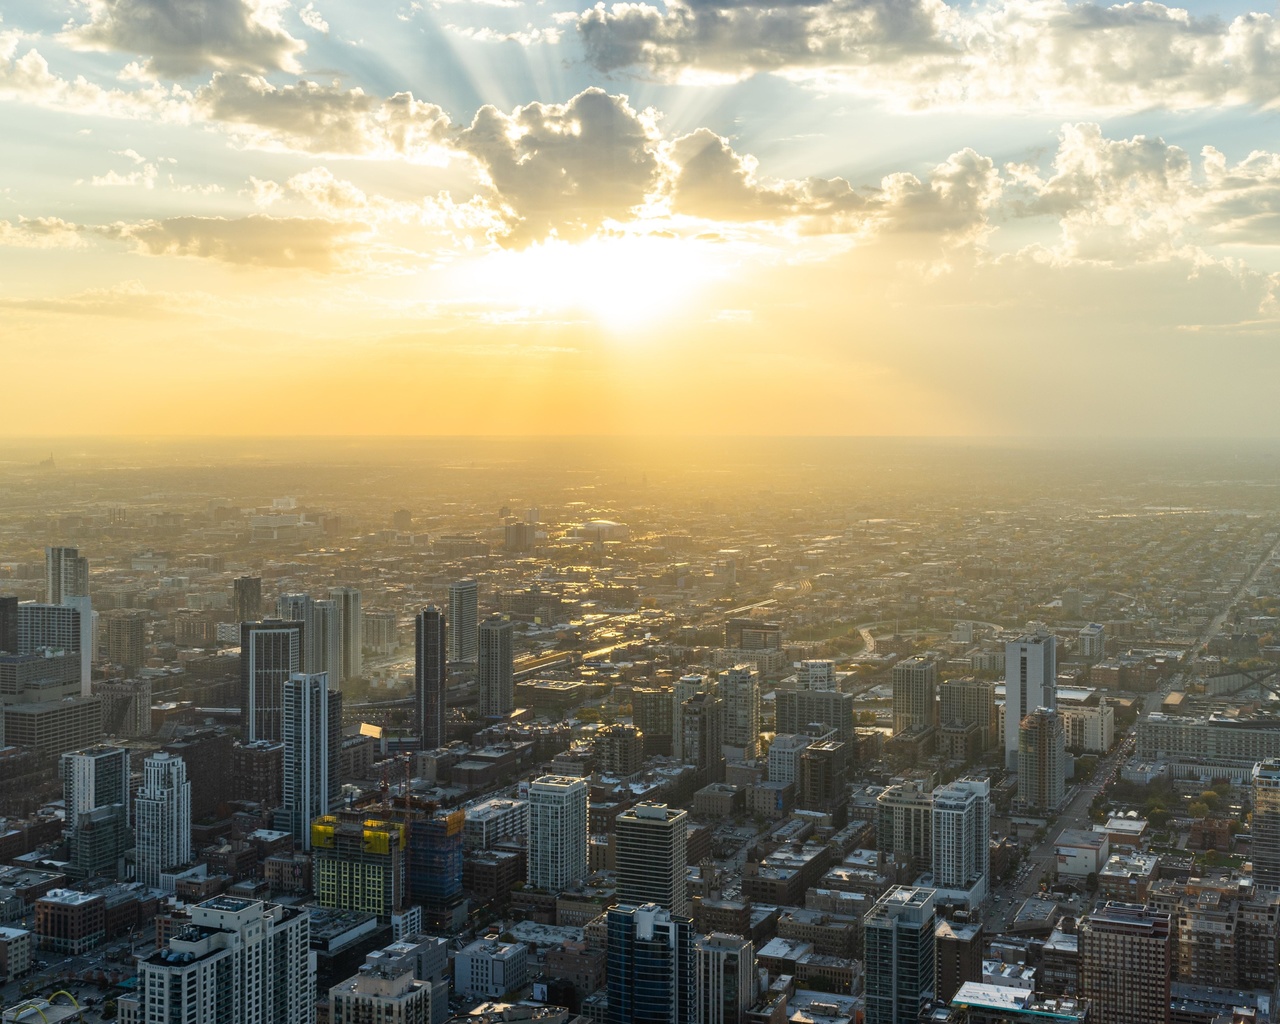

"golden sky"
[3, 0, 1280, 435]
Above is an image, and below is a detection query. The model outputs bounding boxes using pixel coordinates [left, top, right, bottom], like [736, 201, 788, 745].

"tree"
[1085, 871, 1098, 893]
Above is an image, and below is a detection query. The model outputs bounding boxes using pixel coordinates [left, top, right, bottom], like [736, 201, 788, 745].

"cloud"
[198, 73, 451, 159]
[97, 214, 369, 269]
[298, 2, 329, 33]
[0, 217, 87, 249]
[453, 88, 663, 245]
[67, 0, 306, 76]
[576, 0, 1280, 111]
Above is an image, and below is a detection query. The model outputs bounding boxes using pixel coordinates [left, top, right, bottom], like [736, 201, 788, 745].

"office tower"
[162, 730, 234, 823]
[877, 779, 934, 876]
[863, 886, 938, 1024]
[1252, 759, 1280, 890]
[448, 580, 479, 662]
[277, 594, 340, 682]
[329, 586, 363, 683]
[240, 619, 303, 742]
[408, 810, 467, 932]
[0, 596, 17, 654]
[796, 660, 836, 690]
[69, 803, 132, 879]
[1078, 622, 1106, 661]
[797, 739, 848, 816]
[415, 607, 447, 750]
[330, 947, 432, 1024]
[102, 610, 146, 673]
[134, 896, 312, 1024]
[672, 674, 711, 760]
[136, 751, 192, 890]
[281, 673, 340, 850]
[607, 903, 695, 1024]
[718, 664, 761, 760]
[767, 734, 811, 786]
[1004, 628, 1057, 769]
[528, 775, 588, 892]
[931, 777, 991, 895]
[774, 689, 855, 744]
[680, 693, 725, 783]
[477, 615, 514, 718]
[46, 546, 88, 605]
[18, 601, 92, 696]
[617, 802, 688, 915]
[1078, 902, 1172, 1024]
[61, 745, 130, 824]
[892, 656, 937, 734]
[935, 918, 983, 1004]
[1018, 708, 1066, 812]
[939, 677, 997, 750]
[695, 933, 754, 1024]
[633, 687, 675, 756]
[232, 576, 262, 623]
[724, 618, 781, 650]
[312, 814, 406, 916]
[2, 695, 103, 756]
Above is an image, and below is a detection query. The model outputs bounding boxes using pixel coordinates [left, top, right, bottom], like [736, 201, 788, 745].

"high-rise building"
[718, 665, 760, 760]
[931, 777, 991, 896]
[1018, 708, 1066, 812]
[281, 673, 340, 850]
[939, 677, 997, 751]
[312, 814, 406, 917]
[672, 674, 711, 760]
[46, 546, 88, 605]
[616, 803, 688, 916]
[477, 615, 514, 718]
[633, 687, 675, 756]
[935, 918, 983, 1004]
[329, 586, 363, 683]
[725, 619, 781, 650]
[877, 779, 934, 876]
[863, 886, 938, 1024]
[1078, 902, 1171, 1024]
[1004, 629, 1057, 769]
[679, 693, 725, 783]
[1252, 759, 1280, 890]
[767, 734, 811, 786]
[330, 946, 433, 1024]
[101, 610, 146, 673]
[240, 619, 303, 742]
[61, 744, 130, 825]
[415, 607, 447, 750]
[527, 775, 588, 892]
[695, 933, 754, 1024]
[18, 601, 92, 696]
[232, 576, 262, 623]
[133, 896, 313, 1024]
[795, 660, 836, 691]
[797, 740, 848, 817]
[277, 594, 340, 682]
[408, 810, 467, 932]
[448, 580, 479, 663]
[774, 689, 855, 745]
[595, 723, 644, 778]
[0, 595, 18, 654]
[607, 903, 695, 1024]
[68, 803, 132, 879]
[1078, 622, 1106, 661]
[162, 730, 234, 824]
[892, 656, 937, 734]
[135, 751, 192, 890]
[363, 610, 399, 656]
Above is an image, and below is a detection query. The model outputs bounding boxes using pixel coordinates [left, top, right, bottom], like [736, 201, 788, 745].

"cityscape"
[0, 438, 1273, 1024]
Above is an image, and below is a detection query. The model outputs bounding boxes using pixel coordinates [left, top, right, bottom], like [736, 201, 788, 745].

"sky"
[4, 0, 1280, 437]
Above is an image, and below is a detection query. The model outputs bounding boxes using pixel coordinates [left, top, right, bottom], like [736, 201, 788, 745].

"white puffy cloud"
[67, 0, 306, 76]
[97, 214, 369, 269]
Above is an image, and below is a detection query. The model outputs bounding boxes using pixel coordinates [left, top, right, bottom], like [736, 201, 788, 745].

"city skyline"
[3, 1, 1280, 436]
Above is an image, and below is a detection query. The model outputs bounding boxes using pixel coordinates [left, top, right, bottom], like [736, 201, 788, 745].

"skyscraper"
[795, 659, 836, 690]
[1004, 629, 1057, 769]
[679, 692, 725, 783]
[102, 610, 146, 674]
[232, 576, 262, 623]
[931, 777, 991, 896]
[415, 607, 447, 750]
[718, 664, 760, 760]
[448, 580, 478, 663]
[877, 779, 934, 876]
[616, 802, 689, 915]
[527, 775, 588, 892]
[277, 594, 340, 682]
[477, 615, 514, 718]
[240, 620, 303, 742]
[330, 947, 432, 1024]
[892, 656, 937, 734]
[45, 546, 88, 605]
[1018, 707, 1066, 812]
[774, 688, 855, 744]
[863, 886, 938, 1024]
[1078, 902, 1171, 1024]
[133, 896, 313, 1024]
[19, 601, 93, 696]
[607, 903, 695, 1024]
[61, 745, 130, 825]
[135, 751, 191, 890]
[408, 810, 467, 932]
[671, 674, 711, 760]
[695, 933, 754, 1024]
[939, 677, 997, 751]
[0, 596, 17, 654]
[281, 673, 340, 851]
[1252, 759, 1280, 890]
[329, 586, 363, 683]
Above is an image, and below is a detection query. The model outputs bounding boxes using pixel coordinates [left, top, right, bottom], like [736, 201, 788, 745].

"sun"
[463, 233, 729, 333]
